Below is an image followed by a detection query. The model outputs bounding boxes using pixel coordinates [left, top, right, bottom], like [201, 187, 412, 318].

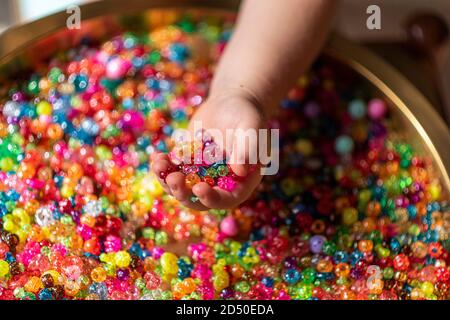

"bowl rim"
[0, 0, 449, 191]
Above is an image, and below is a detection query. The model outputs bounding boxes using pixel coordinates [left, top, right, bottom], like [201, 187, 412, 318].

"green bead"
[235, 281, 250, 293]
[206, 167, 218, 178]
[295, 283, 313, 300]
[155, 231, 168, 245]
[142, 227, 155, 240]
[178, 18, 195, 33]
[301, 268, 316, 284]
[148, 51, 161, 64]
[27, 79, 40, 95]
[322, 241, 336, 255]
[48, 67, 64, 84]
[383, 267, 394, 280]
[61, 215, 73, 225]
[216, 165, 229, 177]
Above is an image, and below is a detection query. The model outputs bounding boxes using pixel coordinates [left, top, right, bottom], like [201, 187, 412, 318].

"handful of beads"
[161, 135, 242, 192]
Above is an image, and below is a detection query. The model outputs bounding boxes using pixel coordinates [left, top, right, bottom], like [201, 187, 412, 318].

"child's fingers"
[166, 172, 191, 202]
[229, 129, 260, 177]
[177, 199, 210, 211]
[151, 159, 172, 195]
[193, 182, 236, 209]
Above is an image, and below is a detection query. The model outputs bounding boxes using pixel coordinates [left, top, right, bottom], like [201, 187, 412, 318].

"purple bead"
[304, 101, 320, 118]
[220, 287, 234, 299]
[284, 256, 297, 268]
[117, 268, 130, 281]
[310, 235, 326, 254]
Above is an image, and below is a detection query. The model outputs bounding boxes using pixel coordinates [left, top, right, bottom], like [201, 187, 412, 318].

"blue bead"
[262, 277, 274, 288]
[335, 135, 354, 155]
[122, 98, 134, 109]
[333, 251, 349, 263]
[5, 252, 16, 263]
[168, 43, 190, 63]
[283, 268, 301, 284]
[407, 204, 417, 219]
[162, 125, 173, 136]
[71, 74, 89, 93]
[141, 249, 152, 259]
[6, 190, 20, 201]
[146, 78, 159, 90]
[348, 99, 366, 119]
[132, 56, 144, 68]
[158, 80, 172, 91]
[390, 238, 401, 253]
[38, 288, 53, 300]
[54, 175, 64, 188]
[350, 250, 363, 265]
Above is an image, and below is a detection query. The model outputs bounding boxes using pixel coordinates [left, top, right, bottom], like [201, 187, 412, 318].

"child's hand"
[151, 90, 265, 210]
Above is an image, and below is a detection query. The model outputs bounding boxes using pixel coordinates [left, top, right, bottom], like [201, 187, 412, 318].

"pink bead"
[52, 243, 67, 256]
[367, 98, 386, 119]
[220, 216, 238, 237]
[217, 176, 237, 192]
[121, 110, 144, 130]
[106, 57, 131, 79]
[77, 224, 93, 240]
[104, 235, 122, 252]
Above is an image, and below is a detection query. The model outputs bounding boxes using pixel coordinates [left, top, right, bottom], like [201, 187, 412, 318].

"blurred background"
[0, 0, 449, 125]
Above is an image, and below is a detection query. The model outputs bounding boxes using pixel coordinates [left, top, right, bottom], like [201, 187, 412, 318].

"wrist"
[208, 85, 270, 119]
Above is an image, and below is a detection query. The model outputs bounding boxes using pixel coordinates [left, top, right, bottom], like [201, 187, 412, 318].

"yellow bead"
[13, 208, 30, 225]
[36, 101, 52, 116]
[61, 184, 74, 198]
[0, 260, 9, 277]
[3, 221, 16, 233]
[0, 157, 14, 171]
[64, 280, 80, 296]
[91, 267, 107, 282]
[421, 281, 435, 296]
[295, 139, 314, 156]
[24, 276, 43, 293]
[43, 270, 63, 285]
[114, 251, 131, 268]
[342, 207, 358, 226]
[429, 183, 441, 201]
[213, 271, 229, 292]
[160, 252, 178, 275]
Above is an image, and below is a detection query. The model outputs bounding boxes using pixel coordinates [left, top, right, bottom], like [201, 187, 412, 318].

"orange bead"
[47, 123, 64, 140]
[18, 162, 36, 179]
[80, 214, 96, 228]
[68, 163, 84, 180]
[28, 225, 45, 242]
[311, 220, 326, 234]
[335, 263, 350, 278]
[64, 280, 80, 296]
[25, 199, 40, 214]
[358, 240, 374, 253]
[185, 173, 200, 189]
[365, 201, 381, 217]
[180, 278, 196, 295]
[316, 259, 333, 273]
[91, 267, 107, 282]
[24, 276, 43, 293]
[0, 122, 8, 137]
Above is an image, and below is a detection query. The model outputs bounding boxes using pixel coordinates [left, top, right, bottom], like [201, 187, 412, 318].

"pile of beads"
[163, 139, 240, 192]
[0, 13, 448, 300]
